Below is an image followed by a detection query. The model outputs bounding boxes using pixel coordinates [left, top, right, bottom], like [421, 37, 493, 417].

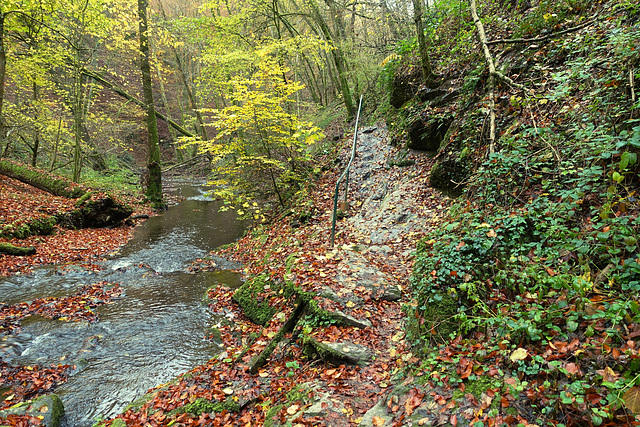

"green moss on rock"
[0, 394, 64, 427]
[232, 274, 278, 325]
[0, 216, 57, 239]
[169, 398, 240, 417]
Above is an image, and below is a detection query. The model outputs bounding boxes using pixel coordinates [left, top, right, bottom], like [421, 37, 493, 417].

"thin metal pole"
[331, 95, 363, 247]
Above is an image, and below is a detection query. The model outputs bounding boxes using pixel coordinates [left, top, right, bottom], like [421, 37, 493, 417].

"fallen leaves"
[0, 282, 122, 334]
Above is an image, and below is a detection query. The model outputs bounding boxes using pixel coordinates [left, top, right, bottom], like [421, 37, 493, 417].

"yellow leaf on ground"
[372, 416, 385, 426]
[624, 387, 640, 413]
[286, 404, 300, 415]
[510, 348, 528, 362]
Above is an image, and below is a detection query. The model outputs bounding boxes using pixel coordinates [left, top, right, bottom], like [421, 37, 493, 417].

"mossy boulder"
[0, 242, 37, 256]
[169, 397, 240, 417]
[302, 336, 373, 366]
[58, 195, 133, 229]
[0, 394, 64, 427]
[409, 293, 460, 348]
[389, 66, 422, 108]
[232, 274, 279, 325]
[0, 216, 57, 239]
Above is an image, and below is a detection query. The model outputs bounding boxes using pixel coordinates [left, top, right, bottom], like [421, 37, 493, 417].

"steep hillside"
[389, 0, 640, 425]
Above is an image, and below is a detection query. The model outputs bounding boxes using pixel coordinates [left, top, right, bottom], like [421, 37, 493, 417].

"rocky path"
[276, 123, 450, 425]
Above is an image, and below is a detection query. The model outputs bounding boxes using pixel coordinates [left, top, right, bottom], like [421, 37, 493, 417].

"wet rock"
[359, 400, 392, 426]
[0, 394, 64, 427]
[303, 337, 373, 366]
[330, 308, 372, 329]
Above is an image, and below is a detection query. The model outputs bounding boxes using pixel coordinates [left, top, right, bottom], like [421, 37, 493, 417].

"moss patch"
[232, 274, 279, 325]
[410, 293, 460, 347]
[0, 216, 57, 239]
[169, 397, 240, 417]
[0, 159, 86, 198]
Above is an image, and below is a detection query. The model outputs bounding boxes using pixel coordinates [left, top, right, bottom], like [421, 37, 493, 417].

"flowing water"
[0, 180, 246, 426]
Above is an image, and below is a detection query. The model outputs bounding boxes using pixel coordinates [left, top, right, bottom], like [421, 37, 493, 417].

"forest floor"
[0, 175, 153, 276]
[0, 124, 451, 427]
[100, 123, 454, 427]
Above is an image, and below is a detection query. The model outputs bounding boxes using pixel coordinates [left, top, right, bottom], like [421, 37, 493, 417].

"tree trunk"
[0, 11, 7, 153]
[138, 0, 163, 208]
[158, 3, 209, 142]
[72, 63, 83, 183]
[412, 0, 434, 83]
[0, 243, 36, 256]
[0, 159, 87, 198]
[307, 0, 355, 120]
[80, 67, 195, 138]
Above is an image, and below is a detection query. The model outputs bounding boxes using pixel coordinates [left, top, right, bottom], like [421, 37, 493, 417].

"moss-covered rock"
[302, 336, 373, 366]
[0, 394, 64, 427]
[409, 293, 460, 347]
[169, 397, 240, 417]
[406, 113, 454, 152]
[0, 216, 57, 239]
[0, 242, 36, 256]
[429, 157, 471, 197]
[58, 195, 133, 229]
[232, 274, 278, 325]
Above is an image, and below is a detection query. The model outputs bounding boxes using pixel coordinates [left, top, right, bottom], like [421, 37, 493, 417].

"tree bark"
[248, 297, 306, 374]
[0, 159, 86, 198]
[138, 0, 163, 207]
[469, 0, 525, 154]
[412, 0, 434, 83]
[0, 11, 7, 153]
[307, 0, 355, 120]
[158, 3, 209, 142]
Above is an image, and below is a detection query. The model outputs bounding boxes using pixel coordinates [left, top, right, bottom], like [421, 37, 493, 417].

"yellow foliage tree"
[189, 40, 324, 220]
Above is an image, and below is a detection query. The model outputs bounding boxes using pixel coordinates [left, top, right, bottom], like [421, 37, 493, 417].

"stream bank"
[1, 180, 246, 426]
[97, 124, 450, 426]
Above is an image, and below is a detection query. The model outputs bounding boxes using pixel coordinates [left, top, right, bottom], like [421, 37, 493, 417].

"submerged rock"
[0, 394, 64, 427]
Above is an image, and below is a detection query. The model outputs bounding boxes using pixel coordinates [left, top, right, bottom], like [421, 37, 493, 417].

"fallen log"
[58, 195, 133, 229]
[0, 159, 86, 198]
[0, 242, 36, 256]
[248, 297, 306, 374]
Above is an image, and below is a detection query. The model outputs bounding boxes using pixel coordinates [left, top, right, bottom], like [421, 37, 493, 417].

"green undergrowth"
[404, 0, 640, 424]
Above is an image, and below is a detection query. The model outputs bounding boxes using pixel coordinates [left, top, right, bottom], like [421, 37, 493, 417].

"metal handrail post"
[330, 95, 364, 247]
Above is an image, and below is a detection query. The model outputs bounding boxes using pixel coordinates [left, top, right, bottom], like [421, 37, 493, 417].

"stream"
[0, 179, 246, 426]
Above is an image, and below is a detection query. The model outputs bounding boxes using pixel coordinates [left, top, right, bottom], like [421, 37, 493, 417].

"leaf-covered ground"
[97, 124, 451, 427]
[0, 173, 151, 423]
[0, 174, 151, 275]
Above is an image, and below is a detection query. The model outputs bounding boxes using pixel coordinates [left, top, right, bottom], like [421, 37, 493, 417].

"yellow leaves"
[596, 366, 619, 383]
[509, 348, 528, 362]
[372, 416, 386, 426]
[624, 387, 640, 414]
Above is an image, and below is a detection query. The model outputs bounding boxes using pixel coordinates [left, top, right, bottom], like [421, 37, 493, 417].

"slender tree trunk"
[138, 0, 163, 207]
[469, 0, 527, 153]
[72, 64, 83, 182]
[0, 11, 7, 153]
[158, 3, 208, 142]
[31, 81, 40, 167]
[306, 0, 355, 120]
[412, 0, 434, 83]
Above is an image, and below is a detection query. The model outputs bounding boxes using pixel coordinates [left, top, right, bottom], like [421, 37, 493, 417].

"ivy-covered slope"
[392, 0, 640, 424]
